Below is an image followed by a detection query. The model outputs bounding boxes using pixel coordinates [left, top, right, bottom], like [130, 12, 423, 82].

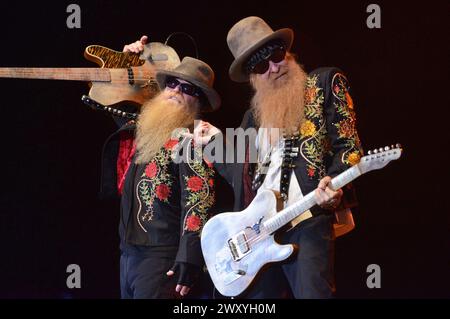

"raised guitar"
[201, 144, 403, 297]
[0, 42, 180, 107]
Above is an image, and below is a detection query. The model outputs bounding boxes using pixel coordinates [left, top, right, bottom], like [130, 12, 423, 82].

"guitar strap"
[251, 132, 301, 201]
[251, 148, 271, 192]
[81, 95, 138, 120]
[279, 133, 301, 202]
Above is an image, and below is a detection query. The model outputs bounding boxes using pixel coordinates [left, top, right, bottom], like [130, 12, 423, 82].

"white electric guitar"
[201, 144, 403, 297]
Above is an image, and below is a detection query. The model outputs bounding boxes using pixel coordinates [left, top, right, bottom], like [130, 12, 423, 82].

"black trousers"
[120, 249, 180, 299]
[120, 246, 214, 299]
[242, 214, 335, 299]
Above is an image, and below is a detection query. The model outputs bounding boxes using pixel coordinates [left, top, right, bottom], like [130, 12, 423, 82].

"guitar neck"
[263, 165, 362, 233]
[0, 68, 111, 82]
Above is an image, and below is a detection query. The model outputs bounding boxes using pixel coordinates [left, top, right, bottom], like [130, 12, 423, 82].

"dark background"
[0, 0, 448, 299]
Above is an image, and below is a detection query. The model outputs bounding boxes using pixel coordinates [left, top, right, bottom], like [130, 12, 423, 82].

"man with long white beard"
[101, 55, 220, 298]
[198, 17, 363, 298]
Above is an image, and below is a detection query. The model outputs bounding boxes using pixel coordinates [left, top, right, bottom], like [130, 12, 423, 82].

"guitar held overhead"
[0, 42, 180, 107]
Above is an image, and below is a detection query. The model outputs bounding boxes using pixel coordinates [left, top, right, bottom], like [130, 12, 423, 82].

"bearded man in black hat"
[101, 45, 221, 298]
[197, 17, 364, 299]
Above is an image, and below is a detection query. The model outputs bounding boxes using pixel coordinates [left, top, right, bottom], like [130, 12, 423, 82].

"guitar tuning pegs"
[396, 143, 402, 148]
[391, 144, 395, 149]
[367, 150, 372, 155]
[384, 146, 390, 151]
[379, 148, 384, 152]
[373, 149, 378, 154]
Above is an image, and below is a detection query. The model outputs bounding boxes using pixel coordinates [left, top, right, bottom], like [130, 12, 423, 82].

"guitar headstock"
[357, 144, 403, 174]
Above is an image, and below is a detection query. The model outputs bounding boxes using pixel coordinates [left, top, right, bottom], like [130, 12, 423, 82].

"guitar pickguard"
[215, 246, 246, 285]
[84, 45, 145, 68]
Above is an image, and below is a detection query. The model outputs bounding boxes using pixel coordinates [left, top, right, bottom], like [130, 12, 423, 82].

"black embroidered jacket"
[101, 123, 216, 267]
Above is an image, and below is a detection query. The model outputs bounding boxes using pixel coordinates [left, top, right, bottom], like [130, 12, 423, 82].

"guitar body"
[84, 43, 180, 107]
[87, 67, 156, 107]
[201, 189, 294, 297]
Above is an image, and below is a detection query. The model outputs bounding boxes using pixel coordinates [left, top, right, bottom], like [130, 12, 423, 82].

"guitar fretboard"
[0, 68, 111, 82]
[263, 165, 362, 233]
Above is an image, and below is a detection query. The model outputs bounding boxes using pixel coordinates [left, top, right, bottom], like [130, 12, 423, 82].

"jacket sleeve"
[323, 69, 364, 178]
[99, 122, 136, 199]
[176, 141, 216, 267]
[319, 69, 364, 212]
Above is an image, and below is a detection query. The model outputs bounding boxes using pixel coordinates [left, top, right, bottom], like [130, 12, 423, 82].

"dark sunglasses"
[165, 77, 201, 97]
[249, 47, 287, 74]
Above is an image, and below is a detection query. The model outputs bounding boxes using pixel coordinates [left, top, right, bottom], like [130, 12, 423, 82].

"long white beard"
[250, 56, 307, 144]
[135, 92, 197, 164]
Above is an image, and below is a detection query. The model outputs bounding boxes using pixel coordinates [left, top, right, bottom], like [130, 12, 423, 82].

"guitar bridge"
[227, 231, 251, 261]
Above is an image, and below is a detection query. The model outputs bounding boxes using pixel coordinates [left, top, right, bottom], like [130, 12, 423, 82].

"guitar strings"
[0, 74, 158, 83]
[0, 69, 159, 84]
[231, 204, 302, 248]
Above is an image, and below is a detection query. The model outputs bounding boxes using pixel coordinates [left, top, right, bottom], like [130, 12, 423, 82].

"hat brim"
[156, 71, 221, 112]
[229, 28, 294, 83]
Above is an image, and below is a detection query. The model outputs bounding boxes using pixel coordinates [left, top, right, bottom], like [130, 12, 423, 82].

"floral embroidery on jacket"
[136, 139, 178, 228]
[299, 72, 363, 179]
[331, 73, 363, 166]
[300, 74, 328, 179]
[182, 142, 215, 234]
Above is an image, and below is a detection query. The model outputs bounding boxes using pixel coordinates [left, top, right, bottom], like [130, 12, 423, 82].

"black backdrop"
[0, 0, 448, 299]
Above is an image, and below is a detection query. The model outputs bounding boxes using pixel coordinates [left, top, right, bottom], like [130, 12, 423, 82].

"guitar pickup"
[227, 231, 251, 261]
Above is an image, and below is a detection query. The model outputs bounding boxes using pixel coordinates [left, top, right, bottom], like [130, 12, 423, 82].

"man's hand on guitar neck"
[123, 35, 148, 53]
[315, 176, 343, 210]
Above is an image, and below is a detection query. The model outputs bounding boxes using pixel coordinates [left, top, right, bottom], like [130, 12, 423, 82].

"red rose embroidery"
[185, 214, 202, 232]
[187, 176, 203, 192]
[145, 162, 158, 178]
[208, 179, 214, 187]
[164, 139, 179, 150]
[155, 184, 170, 200]
[308, 167, 315, 177]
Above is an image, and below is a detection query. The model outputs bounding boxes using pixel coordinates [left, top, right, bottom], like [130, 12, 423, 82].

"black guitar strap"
[81, 95, 138, 120]
[279, 133, 301, 202]
[251, 149, 272, 192]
